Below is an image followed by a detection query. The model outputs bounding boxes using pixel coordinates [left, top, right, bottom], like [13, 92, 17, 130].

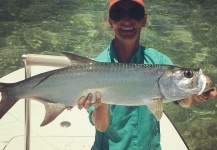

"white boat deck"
[0, 66, 188, 150]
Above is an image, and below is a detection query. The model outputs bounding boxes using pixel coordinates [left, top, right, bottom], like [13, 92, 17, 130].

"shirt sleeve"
[94, 48, 111, 62]
[159, 52, 173, 65]
[144, 48, 174, 65]
[87, 105, 95, 126]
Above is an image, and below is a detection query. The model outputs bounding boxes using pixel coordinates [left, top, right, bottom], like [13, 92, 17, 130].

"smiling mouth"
[121, 28, 134, 31]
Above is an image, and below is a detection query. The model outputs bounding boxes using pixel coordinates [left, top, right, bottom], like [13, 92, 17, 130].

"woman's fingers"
[94, 91, 102, 109]
[77, 96, 86, 109]
[84, 93, 93, 109]
[77, 92, 102, 109]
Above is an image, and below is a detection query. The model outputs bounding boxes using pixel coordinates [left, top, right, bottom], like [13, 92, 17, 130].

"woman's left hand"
[179, 76, 217, 107]
[193, 76, 217, 102]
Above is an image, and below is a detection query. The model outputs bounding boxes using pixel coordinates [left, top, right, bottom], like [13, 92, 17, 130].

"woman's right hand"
[77, 92, 110, 132]
[77, 91, 103, 109]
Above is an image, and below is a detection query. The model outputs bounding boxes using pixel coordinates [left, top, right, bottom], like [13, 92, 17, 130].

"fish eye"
[184, 69, 194, 78]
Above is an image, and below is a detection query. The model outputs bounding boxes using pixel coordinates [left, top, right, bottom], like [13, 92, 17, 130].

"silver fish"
[0, 53, 208, 126]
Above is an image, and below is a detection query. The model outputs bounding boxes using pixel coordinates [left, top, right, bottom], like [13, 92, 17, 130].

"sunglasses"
[109, 6, 145, 21]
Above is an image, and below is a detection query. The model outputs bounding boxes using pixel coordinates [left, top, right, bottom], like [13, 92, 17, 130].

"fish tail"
[0, 83, 17, 119]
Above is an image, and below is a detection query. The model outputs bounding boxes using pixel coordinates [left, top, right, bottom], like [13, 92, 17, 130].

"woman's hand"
[179, 76, 217, 107]
[77, 91, 103, 109]
[193, 76, 217, 102]
[77, 92, 110, 132]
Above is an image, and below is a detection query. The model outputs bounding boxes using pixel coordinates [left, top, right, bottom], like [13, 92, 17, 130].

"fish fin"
[146, 99, 163, 121]
[0, 83, 18, 119]
[62, 52, 94, 64]
[32, 71, 56, 89]
[39, 101, 66, 126]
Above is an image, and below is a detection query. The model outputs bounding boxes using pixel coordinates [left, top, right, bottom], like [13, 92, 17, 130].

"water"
[0, 0, 216, 149]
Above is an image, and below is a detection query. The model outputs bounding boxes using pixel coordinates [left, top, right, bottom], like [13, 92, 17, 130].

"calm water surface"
[0, 0, 217, 149]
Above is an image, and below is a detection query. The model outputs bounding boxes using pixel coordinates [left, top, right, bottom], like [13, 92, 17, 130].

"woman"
[78, 0, 217, 149]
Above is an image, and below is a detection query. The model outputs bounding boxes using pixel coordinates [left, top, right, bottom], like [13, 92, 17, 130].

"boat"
[0, 54, 188, 150]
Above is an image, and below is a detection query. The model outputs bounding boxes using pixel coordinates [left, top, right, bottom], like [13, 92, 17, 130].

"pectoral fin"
[146, 99, 163, 121]
[39, 101, 66, 126]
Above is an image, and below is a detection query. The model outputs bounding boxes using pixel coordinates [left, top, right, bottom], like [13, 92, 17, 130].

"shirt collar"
[109, 40, 144, 64]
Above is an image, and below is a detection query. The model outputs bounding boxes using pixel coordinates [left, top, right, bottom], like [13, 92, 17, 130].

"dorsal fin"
[62, 52, 94, 64]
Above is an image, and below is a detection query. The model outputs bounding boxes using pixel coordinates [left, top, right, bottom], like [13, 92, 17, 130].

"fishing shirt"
[87, 41, 173, 150]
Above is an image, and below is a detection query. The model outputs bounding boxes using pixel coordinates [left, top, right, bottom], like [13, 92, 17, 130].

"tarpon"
[0, 53, 210, 126]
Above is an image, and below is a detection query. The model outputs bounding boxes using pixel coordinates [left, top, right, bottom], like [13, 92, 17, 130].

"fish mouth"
[197, 69, 206, 95]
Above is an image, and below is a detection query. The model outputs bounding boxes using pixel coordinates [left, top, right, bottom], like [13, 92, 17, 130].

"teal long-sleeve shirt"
[88, 41, 173, 150]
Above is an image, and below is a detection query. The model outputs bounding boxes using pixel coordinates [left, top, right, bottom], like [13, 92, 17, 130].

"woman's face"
[109, 1, 147, 43]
